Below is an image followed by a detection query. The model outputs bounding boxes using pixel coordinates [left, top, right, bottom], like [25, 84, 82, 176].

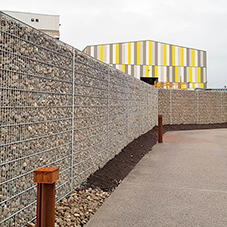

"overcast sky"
[1, 0, 227, 88]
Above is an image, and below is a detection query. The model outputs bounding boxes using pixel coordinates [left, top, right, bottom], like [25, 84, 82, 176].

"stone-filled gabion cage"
[0, 12, 158, 226]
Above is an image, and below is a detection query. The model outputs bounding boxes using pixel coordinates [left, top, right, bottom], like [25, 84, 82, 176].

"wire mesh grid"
[0, 12, 158, 226]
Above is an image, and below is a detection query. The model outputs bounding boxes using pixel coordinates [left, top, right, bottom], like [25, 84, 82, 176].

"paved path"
[85, 129, 227, 227]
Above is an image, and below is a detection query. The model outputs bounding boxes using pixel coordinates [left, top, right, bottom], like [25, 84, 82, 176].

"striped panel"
[131, 43, 134, 64]
[192, 49, 195, 67]
[135, 65, 140, 79]
[201, 67, 204, 83]
[200, 51, 203, 67]
[192, 67, 195, 82]
[175, 66, 178, 82]
[97, 46, 100, 61]
[195, 66, 198, 82]
[150, 66, 153, 77]
[175, 46, 179, 66]
[172, 46, 175, 66]
[100, 45, 104, 62]
[179, 67, 184, 82]
[128, 65, 131, 75]
[131, 65, 134, 77]
[94, 46, 97, 59]
[112, 44, 116, 64]
[189, 49, 192, 66]
[110, 44, 113, 64]
[116, 43, 119, 64]
[128, 42, 131, 64]
[198, 50, 201, 66]
[152, 42, 156, 65]
[149, 41, 152, 65]
[125, 65, 128, 74]
[158, 43, 162, 65]
[162, 67, 167, 82]
[194, 50, 198, 67]
[146, 41, 152, 65]
[169, 66, 173, 82]
[119, 43, 122, 64]
[140, 65, 143, 77]
[137, 42, 140, 65]
[140, 42, 143, 65]
[186, 48, 190, 66]
[184, 67, 187, 82]
[184, 48, 187, 66]
[123, 43, 127, 64]
[143, 41, 146, 65]
[155, 42, 158, 65]
[178, 47, 181, 67]
[146, 65, 149, 77]
[203, 68, 207, 83]
[122, 64, 125, 73]
[105, 45, 110, 63]
[166, 45, 169, 66]
[198, 67, 201, 83]
[155, 65, 158, 78]
[164, 44, 167, 66]
[161, 44, 164, 65]
[189, 67, 192, 82]
[203, 51, 207, 67]
[90, 46, 94, 57]
[181, 47, 184, 66]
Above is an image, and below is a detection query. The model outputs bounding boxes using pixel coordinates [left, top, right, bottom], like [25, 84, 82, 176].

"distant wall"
[158, 89, 226, 125]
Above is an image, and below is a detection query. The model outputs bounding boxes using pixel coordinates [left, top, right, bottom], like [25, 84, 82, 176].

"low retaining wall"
[158, 89, 226, 125]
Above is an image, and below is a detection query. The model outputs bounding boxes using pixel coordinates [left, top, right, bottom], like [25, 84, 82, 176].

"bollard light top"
[34, 167, 59, 184]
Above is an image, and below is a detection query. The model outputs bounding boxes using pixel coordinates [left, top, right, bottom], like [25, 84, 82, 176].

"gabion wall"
[0, 12, 158, 226]
[158, 89, 226, 125]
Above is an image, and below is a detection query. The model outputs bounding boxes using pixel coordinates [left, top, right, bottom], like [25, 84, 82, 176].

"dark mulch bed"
[84, 123, 227, 192]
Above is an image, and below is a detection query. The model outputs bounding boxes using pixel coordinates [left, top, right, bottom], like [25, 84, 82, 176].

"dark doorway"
[140, 77, 158, 85]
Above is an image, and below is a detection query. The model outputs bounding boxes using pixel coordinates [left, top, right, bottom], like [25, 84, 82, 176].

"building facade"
[2, 10, 60, 39]
[84, 40, 207, 89]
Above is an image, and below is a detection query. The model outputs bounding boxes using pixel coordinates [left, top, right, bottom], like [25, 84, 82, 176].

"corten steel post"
[34, 167, 59, 227]
[158, 115, 163, 143]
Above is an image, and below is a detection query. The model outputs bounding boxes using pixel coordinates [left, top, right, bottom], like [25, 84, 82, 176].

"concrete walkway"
[85, 129, 227, 227]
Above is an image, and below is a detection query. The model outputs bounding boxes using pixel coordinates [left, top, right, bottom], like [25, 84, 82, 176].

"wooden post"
[34, 167, 59, 227]
[158, 115, 163, 143]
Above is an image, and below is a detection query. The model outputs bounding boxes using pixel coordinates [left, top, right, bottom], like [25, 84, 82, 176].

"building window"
[31, 18, 34, 22]
[36, 19, 39, 22]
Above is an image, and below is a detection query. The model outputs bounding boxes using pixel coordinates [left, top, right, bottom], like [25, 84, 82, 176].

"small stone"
[12, 75, 18, 80]
[23, 162, 27, 168]
[0, 177, 6, 183]
[1, 128, 7, 134]
[27, 222, 35, 227]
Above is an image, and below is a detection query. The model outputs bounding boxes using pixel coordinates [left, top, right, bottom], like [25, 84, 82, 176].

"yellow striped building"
[83, 40, 207, 89]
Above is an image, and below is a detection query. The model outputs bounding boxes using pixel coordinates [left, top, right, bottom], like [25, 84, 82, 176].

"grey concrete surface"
[85, 129, 227, 227]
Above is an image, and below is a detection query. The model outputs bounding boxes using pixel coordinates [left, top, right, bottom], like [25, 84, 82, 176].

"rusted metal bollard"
[158, 115, 163, 143]
[34, 167, 59, 227]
